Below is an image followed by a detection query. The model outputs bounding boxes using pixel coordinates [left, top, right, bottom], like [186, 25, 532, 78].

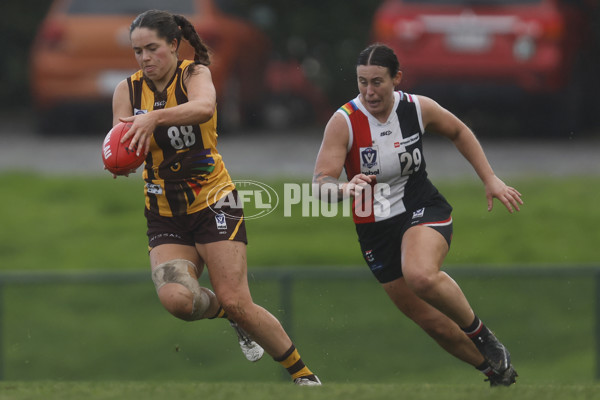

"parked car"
[371, 0, 600, 135]
[29, 0, 272, 133]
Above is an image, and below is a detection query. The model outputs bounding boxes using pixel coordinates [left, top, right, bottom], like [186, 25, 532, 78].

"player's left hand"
[485, 175, 523, 213]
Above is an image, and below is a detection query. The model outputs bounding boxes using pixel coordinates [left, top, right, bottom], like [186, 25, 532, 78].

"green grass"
[0, 173, 599, 388]
[1, 382, 600, 400]
[1, 173, 599, 271]
[2, 275, 595, 383]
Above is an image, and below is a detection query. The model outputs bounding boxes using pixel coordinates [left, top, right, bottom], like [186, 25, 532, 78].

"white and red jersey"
[340, 91, 440, 224]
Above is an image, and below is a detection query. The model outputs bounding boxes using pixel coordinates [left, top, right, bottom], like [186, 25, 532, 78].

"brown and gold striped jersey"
[127, 60, 234, 217]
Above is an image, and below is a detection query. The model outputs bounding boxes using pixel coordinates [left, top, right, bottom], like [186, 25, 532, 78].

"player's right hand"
[342, 174, 376, 197]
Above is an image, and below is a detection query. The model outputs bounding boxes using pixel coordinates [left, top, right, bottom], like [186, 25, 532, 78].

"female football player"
[111, 9, 320, 385]
[313, 43, 522, 386]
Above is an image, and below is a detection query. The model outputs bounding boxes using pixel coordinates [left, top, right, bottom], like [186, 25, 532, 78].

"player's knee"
[403, 269, 437, 297]
[152, 259, 211, 321]
[155, 282, 195, 320]
[218, 296, 253, 324]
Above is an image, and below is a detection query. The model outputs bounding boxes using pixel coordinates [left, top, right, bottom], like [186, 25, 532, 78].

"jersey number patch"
[399, 148, 422, 176]
[168, 125, 196, 149]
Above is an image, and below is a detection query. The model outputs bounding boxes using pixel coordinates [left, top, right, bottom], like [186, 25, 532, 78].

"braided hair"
[130, 9, 211, 70]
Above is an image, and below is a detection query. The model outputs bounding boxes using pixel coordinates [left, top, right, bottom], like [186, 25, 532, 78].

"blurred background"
[1, 0, 600, 387]
[2, 0, 600, 136]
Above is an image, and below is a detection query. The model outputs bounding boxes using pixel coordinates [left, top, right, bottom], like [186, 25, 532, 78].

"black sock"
[476, 360, 494, 377]
[461, 315, 492, 347]
[462, 316, 482, 336]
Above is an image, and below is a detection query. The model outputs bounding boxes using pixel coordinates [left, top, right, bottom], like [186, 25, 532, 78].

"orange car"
[30, 0, 271, 133]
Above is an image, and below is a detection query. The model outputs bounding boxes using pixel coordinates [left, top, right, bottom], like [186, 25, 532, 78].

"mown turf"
[1, 173, 599, 387]
[2, 173, 600, 270]
[1, 382, 600, 400]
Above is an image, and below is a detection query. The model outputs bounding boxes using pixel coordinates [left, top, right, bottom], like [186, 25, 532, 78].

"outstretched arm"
[418, 95, 523, 213]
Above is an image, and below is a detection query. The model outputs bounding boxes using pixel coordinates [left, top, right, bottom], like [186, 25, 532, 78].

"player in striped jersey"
[111, 10, 319, 385]
[313, 44, 522, 386]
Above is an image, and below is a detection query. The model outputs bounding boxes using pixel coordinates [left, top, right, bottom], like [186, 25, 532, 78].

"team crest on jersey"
[360, 146, 380, 175]
[215, 213, 228, 231]
[361, 147, 377, 168]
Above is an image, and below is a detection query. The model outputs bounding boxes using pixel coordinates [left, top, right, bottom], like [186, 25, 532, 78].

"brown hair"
[357, 43, 400, 78]
[130, 9, 211, 67]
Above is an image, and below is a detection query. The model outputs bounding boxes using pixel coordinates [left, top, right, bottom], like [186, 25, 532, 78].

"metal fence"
[1, 265, 599, 381]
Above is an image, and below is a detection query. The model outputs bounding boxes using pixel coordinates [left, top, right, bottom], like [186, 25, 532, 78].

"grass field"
[2, 172, 600, 270]
[0, 173, 599, 397]
[1, 381, 600, 400]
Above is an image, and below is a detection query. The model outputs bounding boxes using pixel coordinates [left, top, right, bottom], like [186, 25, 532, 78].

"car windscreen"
[67, 0, 195, 14]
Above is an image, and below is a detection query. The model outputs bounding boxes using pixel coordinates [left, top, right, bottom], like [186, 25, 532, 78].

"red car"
[371, 0, 600, 135]
[29, 0, 271, 133]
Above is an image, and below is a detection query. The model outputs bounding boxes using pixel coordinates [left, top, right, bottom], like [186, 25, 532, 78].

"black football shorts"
[145, 189, 248, 251]
[355, 194, 453, 284]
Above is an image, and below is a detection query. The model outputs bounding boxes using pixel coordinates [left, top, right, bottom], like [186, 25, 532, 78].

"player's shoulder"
[397, 90, 419, 103]
[112, 79, 131, 104]
[114, 78, 129, 92]
[326, 108, 350, 133]
[337, 98, 360, 116]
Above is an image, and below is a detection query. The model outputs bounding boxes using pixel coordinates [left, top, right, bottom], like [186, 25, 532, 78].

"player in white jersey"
[313, 44, 523, 386]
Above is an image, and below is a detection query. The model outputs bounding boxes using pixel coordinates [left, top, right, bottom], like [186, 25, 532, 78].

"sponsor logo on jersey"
[146, 183, 163, 195]
[401, 133, 420, 147]
[215, 213, 228, 231]
[380, 130, 392, 137]
[154, 100, 166, 108]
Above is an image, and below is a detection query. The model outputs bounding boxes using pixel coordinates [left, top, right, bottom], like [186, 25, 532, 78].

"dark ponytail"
[173, 14, 211, 66]
[130, 10, 211, 67]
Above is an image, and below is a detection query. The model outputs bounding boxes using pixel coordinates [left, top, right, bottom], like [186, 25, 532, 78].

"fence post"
[279, 272, 294, 340]
[596, 270, 600, 380]
[0, 282, 4, 380]
[277, 272, 294, 381]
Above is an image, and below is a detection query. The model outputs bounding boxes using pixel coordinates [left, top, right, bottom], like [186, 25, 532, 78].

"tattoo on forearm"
[313, 172, 344, 203]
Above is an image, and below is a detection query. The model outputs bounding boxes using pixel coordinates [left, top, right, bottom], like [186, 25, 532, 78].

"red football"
[101, 122, 145, 175]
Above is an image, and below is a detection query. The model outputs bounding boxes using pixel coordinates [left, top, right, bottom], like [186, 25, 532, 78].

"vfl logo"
[412, 208, 425, 219]
[146, 183, 163, 195]
[360, 147, 378, 169]
[215, 213, 228, 231]
[134, 108, 148, 115]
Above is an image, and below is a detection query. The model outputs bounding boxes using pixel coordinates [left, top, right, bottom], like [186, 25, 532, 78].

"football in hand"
[101, 122, 145, 175]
